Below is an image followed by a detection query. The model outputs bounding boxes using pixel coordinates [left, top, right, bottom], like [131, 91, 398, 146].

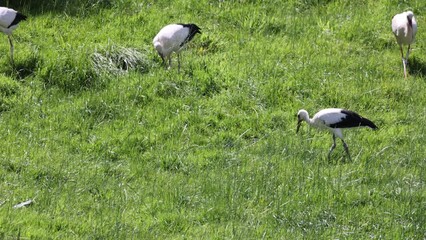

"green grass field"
[0, 0, 425, 238]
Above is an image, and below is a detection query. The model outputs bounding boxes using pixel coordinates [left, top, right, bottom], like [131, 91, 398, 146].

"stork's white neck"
[298, 109, 314, 125]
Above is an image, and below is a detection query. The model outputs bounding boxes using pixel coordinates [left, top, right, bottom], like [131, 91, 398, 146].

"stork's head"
[406, 11, 414, 20]
[153, 41, 164, 60]
[406, 11, 414, 24]
[153, 41, 162, 53]
[405, 11, 415, 28]
[296, 109, 309, 133]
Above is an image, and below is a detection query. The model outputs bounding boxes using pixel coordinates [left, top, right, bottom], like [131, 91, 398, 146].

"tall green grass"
[0, 0, 425, 238]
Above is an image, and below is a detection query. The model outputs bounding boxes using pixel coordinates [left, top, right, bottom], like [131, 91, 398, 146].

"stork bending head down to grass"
[392, 11, 417, 79]
[296, 108, 378, 160]
[0, 7, 27, 66]
[153, 23, 201, 71]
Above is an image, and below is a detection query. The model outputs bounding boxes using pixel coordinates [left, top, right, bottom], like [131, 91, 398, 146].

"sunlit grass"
[0, 0, 425, 238]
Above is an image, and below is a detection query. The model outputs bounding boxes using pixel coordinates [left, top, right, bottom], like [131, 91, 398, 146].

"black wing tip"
[178, 23, 202, 47]
[362, 117, 378, 130]
[16, 12, 28, 21]
[178, 23, 202, 34]
[7, 11, 27, 28]
[338, 109, 378, 130]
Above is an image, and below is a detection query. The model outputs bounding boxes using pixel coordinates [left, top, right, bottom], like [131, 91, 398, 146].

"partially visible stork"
[296, 108, 378, 160]
[0, 7, 27, 66]
[153, 23, 201, 71]
[392, 11, 417, 79]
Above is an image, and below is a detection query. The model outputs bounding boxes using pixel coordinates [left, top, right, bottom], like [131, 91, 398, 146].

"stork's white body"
[297, 108, 378, 160]
[0, 7, 27, 66]
[153, 23, 201, 70]
[392, 11, 417, 46]
[305, 108, 346, 138]
[392, 11, 417, 78]
[153, 24, 190, 59]
[0, 7, 19, 35]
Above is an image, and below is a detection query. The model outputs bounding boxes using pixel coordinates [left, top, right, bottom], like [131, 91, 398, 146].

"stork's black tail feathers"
[185, 23, 202, 38]
[9, 12, 27, 28]
[337, 110, 378, 130]
[360, 117, 378, 130]
[179, 23, 201, 46]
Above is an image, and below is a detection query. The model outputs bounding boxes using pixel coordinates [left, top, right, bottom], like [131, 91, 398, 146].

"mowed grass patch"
[0, 0, 425, 238]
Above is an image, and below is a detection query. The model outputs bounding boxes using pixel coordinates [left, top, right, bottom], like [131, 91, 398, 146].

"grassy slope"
[0, 0, 425, 238]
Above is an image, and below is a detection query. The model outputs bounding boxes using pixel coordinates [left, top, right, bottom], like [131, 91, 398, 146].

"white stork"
[0, 7, 27, 66]
[392, 11, 417, 79]
[153, 23, 201, 71]
[296, 108, 378, 160]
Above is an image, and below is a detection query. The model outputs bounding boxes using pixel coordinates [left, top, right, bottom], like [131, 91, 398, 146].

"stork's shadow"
[408, 57, 426, 77]
[3, 55, 39, 80]
[7, 0, 113, 16]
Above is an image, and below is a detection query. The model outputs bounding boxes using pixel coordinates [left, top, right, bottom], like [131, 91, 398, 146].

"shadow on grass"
[408, 57, 426, 77]
[12, 56, 39, 80]
[0, 55, 39, 81]
[4, 0, 116, 16]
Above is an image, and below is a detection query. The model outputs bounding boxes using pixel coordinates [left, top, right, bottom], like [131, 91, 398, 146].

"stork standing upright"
[0, 7, 27, 66]
[153, 23, 201, 71]
[296, 108, 378, 160]
[392, 11, 417, 79]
